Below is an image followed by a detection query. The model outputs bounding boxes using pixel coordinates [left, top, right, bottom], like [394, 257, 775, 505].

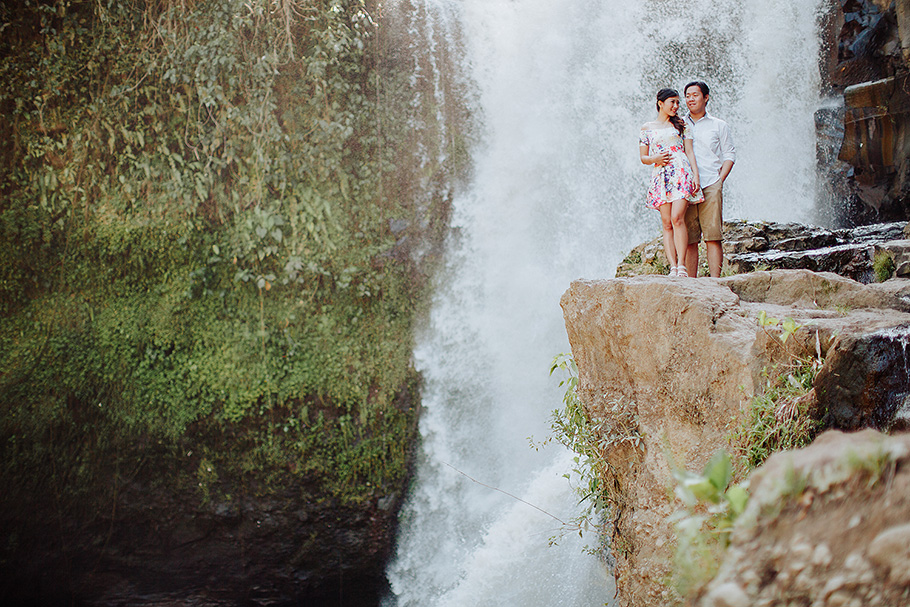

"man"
[682, 81, 735, 278]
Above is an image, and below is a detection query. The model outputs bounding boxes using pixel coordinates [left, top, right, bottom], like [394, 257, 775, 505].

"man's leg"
[685, 242, 699, 278]
[699, 181, 724, 277]
[683, 202, 701, 277]
[706, 240, 723, 278]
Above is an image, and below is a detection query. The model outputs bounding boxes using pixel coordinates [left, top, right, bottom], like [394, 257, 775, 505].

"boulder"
[815, 326, 910, 430]
[701, 429, 910, 607]
[561, 270, 910, 607]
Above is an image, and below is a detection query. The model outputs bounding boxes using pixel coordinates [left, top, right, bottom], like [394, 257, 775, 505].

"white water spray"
[384, 1, 825, 605]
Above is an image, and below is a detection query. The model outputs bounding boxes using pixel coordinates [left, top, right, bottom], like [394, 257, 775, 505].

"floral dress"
[639, 123, 704, 209]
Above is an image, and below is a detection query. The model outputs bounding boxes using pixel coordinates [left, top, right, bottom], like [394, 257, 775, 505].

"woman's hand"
[652, 150, 670, 166]
[640, 145, 670, 167]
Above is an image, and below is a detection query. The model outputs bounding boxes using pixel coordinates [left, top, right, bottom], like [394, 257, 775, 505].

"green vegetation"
[545, 354, 606, 539]
[873, 249, 896, 282]
[0, 0, 450, 513]
[845, 443, 896, 488]
[729, 313, 824, 472]
[669, 450, 749, 598]
[549, 312, 824, 600]
[546, 353, 643, 556]
[731, 357, 820, 471]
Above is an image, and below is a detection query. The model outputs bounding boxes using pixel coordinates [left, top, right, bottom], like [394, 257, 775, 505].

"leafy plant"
[545, 354, 604, 531]
[730, 313, 824, 471]
[0, 0, 444, 519]
[545, 353, 643, 557]
[757, 310, 800, 345]
[669, 450, 749, 597]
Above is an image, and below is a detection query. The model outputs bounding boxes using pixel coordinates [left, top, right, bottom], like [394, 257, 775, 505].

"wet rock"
[616, 219, 910, 283]
[815, 325, 910, 430]
[838, 75, 910, 222]
[724, 220, 907, 282]
[821, 0, 910, 224]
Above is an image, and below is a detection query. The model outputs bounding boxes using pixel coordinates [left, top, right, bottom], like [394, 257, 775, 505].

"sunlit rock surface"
[561, 270, 910, 607]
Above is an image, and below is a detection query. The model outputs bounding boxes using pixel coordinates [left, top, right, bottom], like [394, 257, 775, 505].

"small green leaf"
[780, 317, 799, 343]
[726, 484, 749, 517]
[758, 310, 779, 327]
[703, 450, 732, 493]
[683, 476, 720, 504]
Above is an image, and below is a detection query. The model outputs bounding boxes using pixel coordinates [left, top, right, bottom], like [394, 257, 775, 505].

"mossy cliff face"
[561, 270, 910, 607]
[1, 382, 420, 605]
[0, 1, 462, 604]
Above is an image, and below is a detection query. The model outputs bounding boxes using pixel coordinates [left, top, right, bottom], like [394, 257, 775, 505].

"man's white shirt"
[685, 112, 735, 189]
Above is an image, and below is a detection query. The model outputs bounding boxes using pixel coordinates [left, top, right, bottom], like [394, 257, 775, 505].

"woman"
[639, 88, 703, 277]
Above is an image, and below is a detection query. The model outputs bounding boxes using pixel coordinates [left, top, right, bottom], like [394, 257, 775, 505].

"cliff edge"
[561, 270, 910, 606]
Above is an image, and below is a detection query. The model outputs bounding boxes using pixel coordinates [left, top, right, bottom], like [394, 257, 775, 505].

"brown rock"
[561, 271, 910, 607]
[718, 268, 910, 311]
[702, 430, 910, 606]
[867, 523, 910, 584]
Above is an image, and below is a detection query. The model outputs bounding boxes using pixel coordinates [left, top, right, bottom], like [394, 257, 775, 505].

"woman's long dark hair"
[656, 88, 685, 136]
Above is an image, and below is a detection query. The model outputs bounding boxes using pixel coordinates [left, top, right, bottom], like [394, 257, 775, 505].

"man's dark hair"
[684, 81, 709, 98]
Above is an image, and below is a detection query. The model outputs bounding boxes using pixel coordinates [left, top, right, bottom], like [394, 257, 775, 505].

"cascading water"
[384, 1, 826, 605]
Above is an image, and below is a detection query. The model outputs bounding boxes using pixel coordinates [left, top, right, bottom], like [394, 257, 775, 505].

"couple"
[638, 82, 735, 278]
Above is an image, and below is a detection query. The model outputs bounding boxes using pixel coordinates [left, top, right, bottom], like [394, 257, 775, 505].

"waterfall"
[383, 1, 826, 605]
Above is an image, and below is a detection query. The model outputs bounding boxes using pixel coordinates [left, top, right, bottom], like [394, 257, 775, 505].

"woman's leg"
[670, 198, 689, 273]
[658, 203, 677, 271]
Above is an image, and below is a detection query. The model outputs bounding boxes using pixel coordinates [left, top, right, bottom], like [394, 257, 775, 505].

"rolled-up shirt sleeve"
[719, 122, 736, 164]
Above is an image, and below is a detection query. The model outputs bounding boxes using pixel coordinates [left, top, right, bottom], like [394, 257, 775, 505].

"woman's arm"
[640, 143, 670, 166]
[684, 138, 700, 188]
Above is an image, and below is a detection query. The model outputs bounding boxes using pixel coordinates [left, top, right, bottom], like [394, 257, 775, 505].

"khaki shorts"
[685, 180, 723, 244]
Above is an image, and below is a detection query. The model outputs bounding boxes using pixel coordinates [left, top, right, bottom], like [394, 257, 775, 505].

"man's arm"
[718, 159, 734, 182]
[717, 121, 735, 181]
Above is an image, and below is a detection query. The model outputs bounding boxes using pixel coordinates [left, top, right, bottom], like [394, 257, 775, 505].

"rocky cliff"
[561, 270, 910, 606]
[822, 0, 910, 223]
